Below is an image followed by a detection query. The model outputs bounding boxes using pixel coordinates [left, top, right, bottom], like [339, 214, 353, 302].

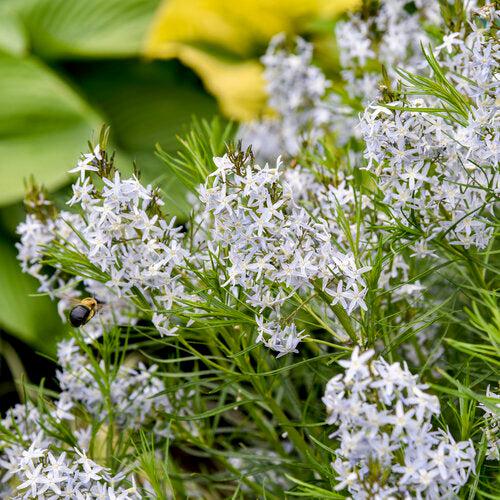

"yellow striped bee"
[69, 297, 101, 327]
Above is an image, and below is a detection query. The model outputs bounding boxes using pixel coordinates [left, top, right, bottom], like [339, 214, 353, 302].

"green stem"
[331, 303, 357, 342]
[263, 395, 319, 471]
[315, 287, 358, 342]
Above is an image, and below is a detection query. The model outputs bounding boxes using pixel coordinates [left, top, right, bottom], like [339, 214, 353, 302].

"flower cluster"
[479, 386, 500, 461]
[0, 326, 200, 499]
[240, 34, 334, 160]
[17, 146, 191, 339]
[323, 348, 476, 499]
[336, 0, 440, 104]
[0, 404, 138, 499]
[241, 1, 443, 159]
[283, 165, 425, 304]
[55, 338, 173, 434]
[197, 154, 370, 354]
[360, 10, 499, 251]
[17, 142, 374, 356]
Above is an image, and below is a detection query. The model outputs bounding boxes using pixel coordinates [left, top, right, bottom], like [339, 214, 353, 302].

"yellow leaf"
[144, 0, 360, 120]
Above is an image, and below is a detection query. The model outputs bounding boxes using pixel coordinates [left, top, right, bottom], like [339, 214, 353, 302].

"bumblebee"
[69, 297, 100, 327]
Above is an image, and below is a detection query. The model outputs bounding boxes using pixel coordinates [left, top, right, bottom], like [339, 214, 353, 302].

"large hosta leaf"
[0, 237, 63, 353]
[0, 3, 28, 56]
[0, 53, 102, 206]
[4, 0, 160, 59]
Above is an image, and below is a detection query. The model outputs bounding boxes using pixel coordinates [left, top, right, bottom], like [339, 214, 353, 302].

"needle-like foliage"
[1, 1, 498, 498]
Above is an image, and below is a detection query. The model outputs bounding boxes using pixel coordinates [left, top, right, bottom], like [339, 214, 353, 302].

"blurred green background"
[0, 0, 357, 398]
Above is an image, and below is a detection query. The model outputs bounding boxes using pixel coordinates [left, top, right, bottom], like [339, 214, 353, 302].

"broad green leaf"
[0, 6, 28, 56]
[9, 0, 161, 59]
[0, 237, 64, 353]
[0, 52, 102, 206]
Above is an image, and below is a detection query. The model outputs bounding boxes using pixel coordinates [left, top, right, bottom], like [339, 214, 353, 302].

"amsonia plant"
[1, 1, 498, 499]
